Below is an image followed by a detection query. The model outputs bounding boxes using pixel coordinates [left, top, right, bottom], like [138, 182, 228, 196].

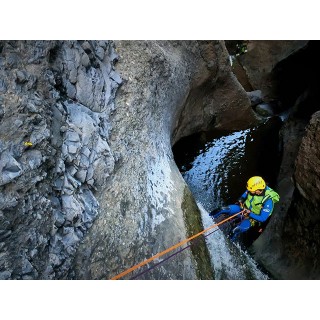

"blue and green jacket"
[239, 186, 280, 222]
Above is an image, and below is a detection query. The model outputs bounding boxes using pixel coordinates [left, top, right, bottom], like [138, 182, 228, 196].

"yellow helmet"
[246, 176, 266, 192]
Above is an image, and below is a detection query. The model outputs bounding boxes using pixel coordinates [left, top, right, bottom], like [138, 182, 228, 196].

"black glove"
[209, 207, 221, 217]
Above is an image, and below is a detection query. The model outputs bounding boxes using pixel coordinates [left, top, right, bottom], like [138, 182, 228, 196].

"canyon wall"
[0, 40, 257, 279]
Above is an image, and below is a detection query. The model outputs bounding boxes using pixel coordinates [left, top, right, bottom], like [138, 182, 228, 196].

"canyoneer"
[209, 176, 280, 242]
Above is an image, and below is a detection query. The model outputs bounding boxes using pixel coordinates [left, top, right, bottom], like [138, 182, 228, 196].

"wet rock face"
[0, 41, 120, 279]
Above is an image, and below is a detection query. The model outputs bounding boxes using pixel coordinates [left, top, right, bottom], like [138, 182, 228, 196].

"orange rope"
[110, 210, 244, 280]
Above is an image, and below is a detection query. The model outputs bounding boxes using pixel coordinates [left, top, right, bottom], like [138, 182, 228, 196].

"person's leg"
[209, 204, 242, 219]
[229, 219, 251, 241]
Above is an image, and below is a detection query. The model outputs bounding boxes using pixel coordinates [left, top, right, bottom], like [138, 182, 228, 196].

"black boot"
[209, 206, 230, 219]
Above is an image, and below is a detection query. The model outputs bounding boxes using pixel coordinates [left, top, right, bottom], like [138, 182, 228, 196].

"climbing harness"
[110, 210, 245, 280]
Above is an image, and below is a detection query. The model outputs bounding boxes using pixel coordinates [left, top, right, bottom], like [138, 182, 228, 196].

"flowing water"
[173, 117, 282, 279]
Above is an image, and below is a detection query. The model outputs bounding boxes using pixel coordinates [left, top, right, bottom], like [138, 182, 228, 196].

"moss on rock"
[182, 186, 214, 279]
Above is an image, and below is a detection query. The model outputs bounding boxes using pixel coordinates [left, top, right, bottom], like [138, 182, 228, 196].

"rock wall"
[244, 41, 320, 279]
[171, 41, 257, 143]
[236, 40, 308, 103]
[282, 112, 320, 279]
[0, 40, 120, 279]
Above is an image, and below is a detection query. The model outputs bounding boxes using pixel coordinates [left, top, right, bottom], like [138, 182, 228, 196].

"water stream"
[173, 117, 282, 279]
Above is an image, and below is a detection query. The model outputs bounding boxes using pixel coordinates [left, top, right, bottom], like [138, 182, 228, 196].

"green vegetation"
[235, 42, 248, 56]
[182, 187, 214, 279]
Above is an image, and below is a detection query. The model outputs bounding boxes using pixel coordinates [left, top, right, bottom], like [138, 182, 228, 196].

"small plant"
[235, 42, 248, 56]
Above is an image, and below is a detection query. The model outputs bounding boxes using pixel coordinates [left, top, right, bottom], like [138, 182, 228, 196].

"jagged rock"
[16, 70, 28, 83]
[0, 79, 7, 93]
[0, 41, 120, 280]
[0, 271, 11, 280]
[81, 53, 90, 67]
[0, 152, 23, 186]
[0, 105, 4, 120]
[95, 46, 105, 61]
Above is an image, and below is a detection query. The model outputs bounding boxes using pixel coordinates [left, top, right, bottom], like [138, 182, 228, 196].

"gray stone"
[81, 41, 92, 52]
[0, 105, 4, 120]
[76, 72, 94, 108]
[21, 258, 34, 274]
[68, 144, 79, 154]
[30, 125, 50, 145]
[0, 152, 22, 186]
[0, 79, 7, 93]
[26, 75, 37, 90]
[81, 53, 90, 67]
[54, 210, 65, 227]
[81, 147, 91, 158]
[95, 47, 105, 61]
[255, 103, 274, 117]
[79, 154, 90, 168]
[69, 69, 78, 84]
[87, 178, 94, 186]
[14, 119, 23, 127]
[49, 253, 62, 267]
[61, 228, 80, 247]
[55, 158, 65, 174]
[16, 70, 28, 83]
[66, 81, 76, 99]
[44, 69, 56, 86]
[98, 41, 108, 49]
[247, 90, 263, 107]
[86, 166, 94, 181]
[110, 70, 122, 85]
[66, 131, 80, 142]
[0, 271, 11, 280]
[24, 150, 43, 169]
[7, 53, 18, 67]
[75, 169, 87, 183]
[53, 177, 64, 190]
[67, 166, 77, 176]
[4, 160, 21, 173]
